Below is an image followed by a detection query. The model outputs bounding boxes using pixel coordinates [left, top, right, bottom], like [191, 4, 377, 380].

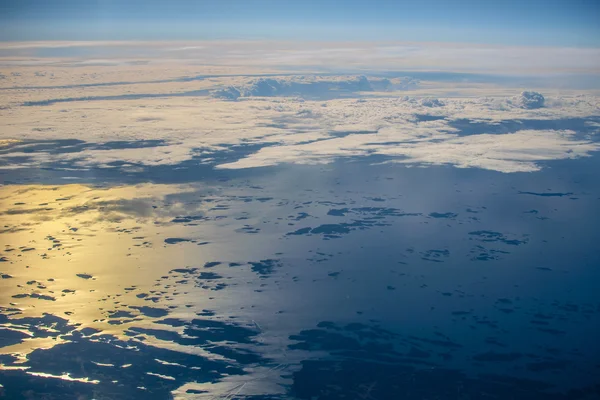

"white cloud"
[216, 128, 598, 173]
[377, 129, 596, 172]
[210, 76, 391, 100]
[511, 91, 545, 109]
[1, 66, 599, 174]
[420, 97, 445, 108]
[210, 94, 599, 172]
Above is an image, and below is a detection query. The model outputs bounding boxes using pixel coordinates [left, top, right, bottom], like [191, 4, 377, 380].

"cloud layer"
[1, 81, 599, 174]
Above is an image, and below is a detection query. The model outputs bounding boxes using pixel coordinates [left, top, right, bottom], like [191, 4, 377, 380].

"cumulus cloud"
[211, 86, 242, 100]
[210, 75, 381, 100]
[512, 91, 545, 109]
[420, 97, 445, 108]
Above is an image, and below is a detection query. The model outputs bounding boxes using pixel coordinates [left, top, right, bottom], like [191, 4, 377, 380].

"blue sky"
[1, 0, 598, 46]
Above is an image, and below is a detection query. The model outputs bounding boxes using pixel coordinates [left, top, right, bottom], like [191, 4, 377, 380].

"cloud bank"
[1, 82, 598, 174]
[211, 76, 392, 100]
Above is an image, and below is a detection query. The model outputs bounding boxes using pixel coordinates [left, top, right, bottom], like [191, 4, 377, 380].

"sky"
[0, 0, 599, 46]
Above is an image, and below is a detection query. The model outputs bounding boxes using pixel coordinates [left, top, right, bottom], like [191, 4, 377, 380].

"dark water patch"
[518, 191, 575, 197]
[237, 224, 261, 234]
[0, 307, 23, 318]
[327, 208, 349, 216]
[0, 314, 80, 339]
[128, 306, 169, 318]
[469, 245, 510, 261]
[310, 223, 352, 238]
[332, 206, 421, 219]
[108, 318, 140, 325]
[249, 259, 282, 277]
[185, 388, 208, 394]
[0, 328, 30, 347]
[197, 272, 222, 280]
[146, 317, 261, 348]
[0, 353, 19, 366]
[164, 237, 193, 245]
[191, 269, 228, 291]
[169, 267, 198, 274]
[204, 261, 222, 268]
[421, 249, 450, 262]
[286, 208, 420, 239]
[429, 212, 458, 219]
[107, 310, 136, 319]
[468, 230, 528, 245]
[288, 211, 310, 221]
[11, 293, 56, 301]
[1, 207, 54, 215]
[287, 227, 312, 236]
[170, 215, 210, 224]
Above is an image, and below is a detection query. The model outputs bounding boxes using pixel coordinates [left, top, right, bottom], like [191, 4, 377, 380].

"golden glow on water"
[0, 183, 233, 356]
[0, 337, 59, 361]
[1, 182, 288, 398]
